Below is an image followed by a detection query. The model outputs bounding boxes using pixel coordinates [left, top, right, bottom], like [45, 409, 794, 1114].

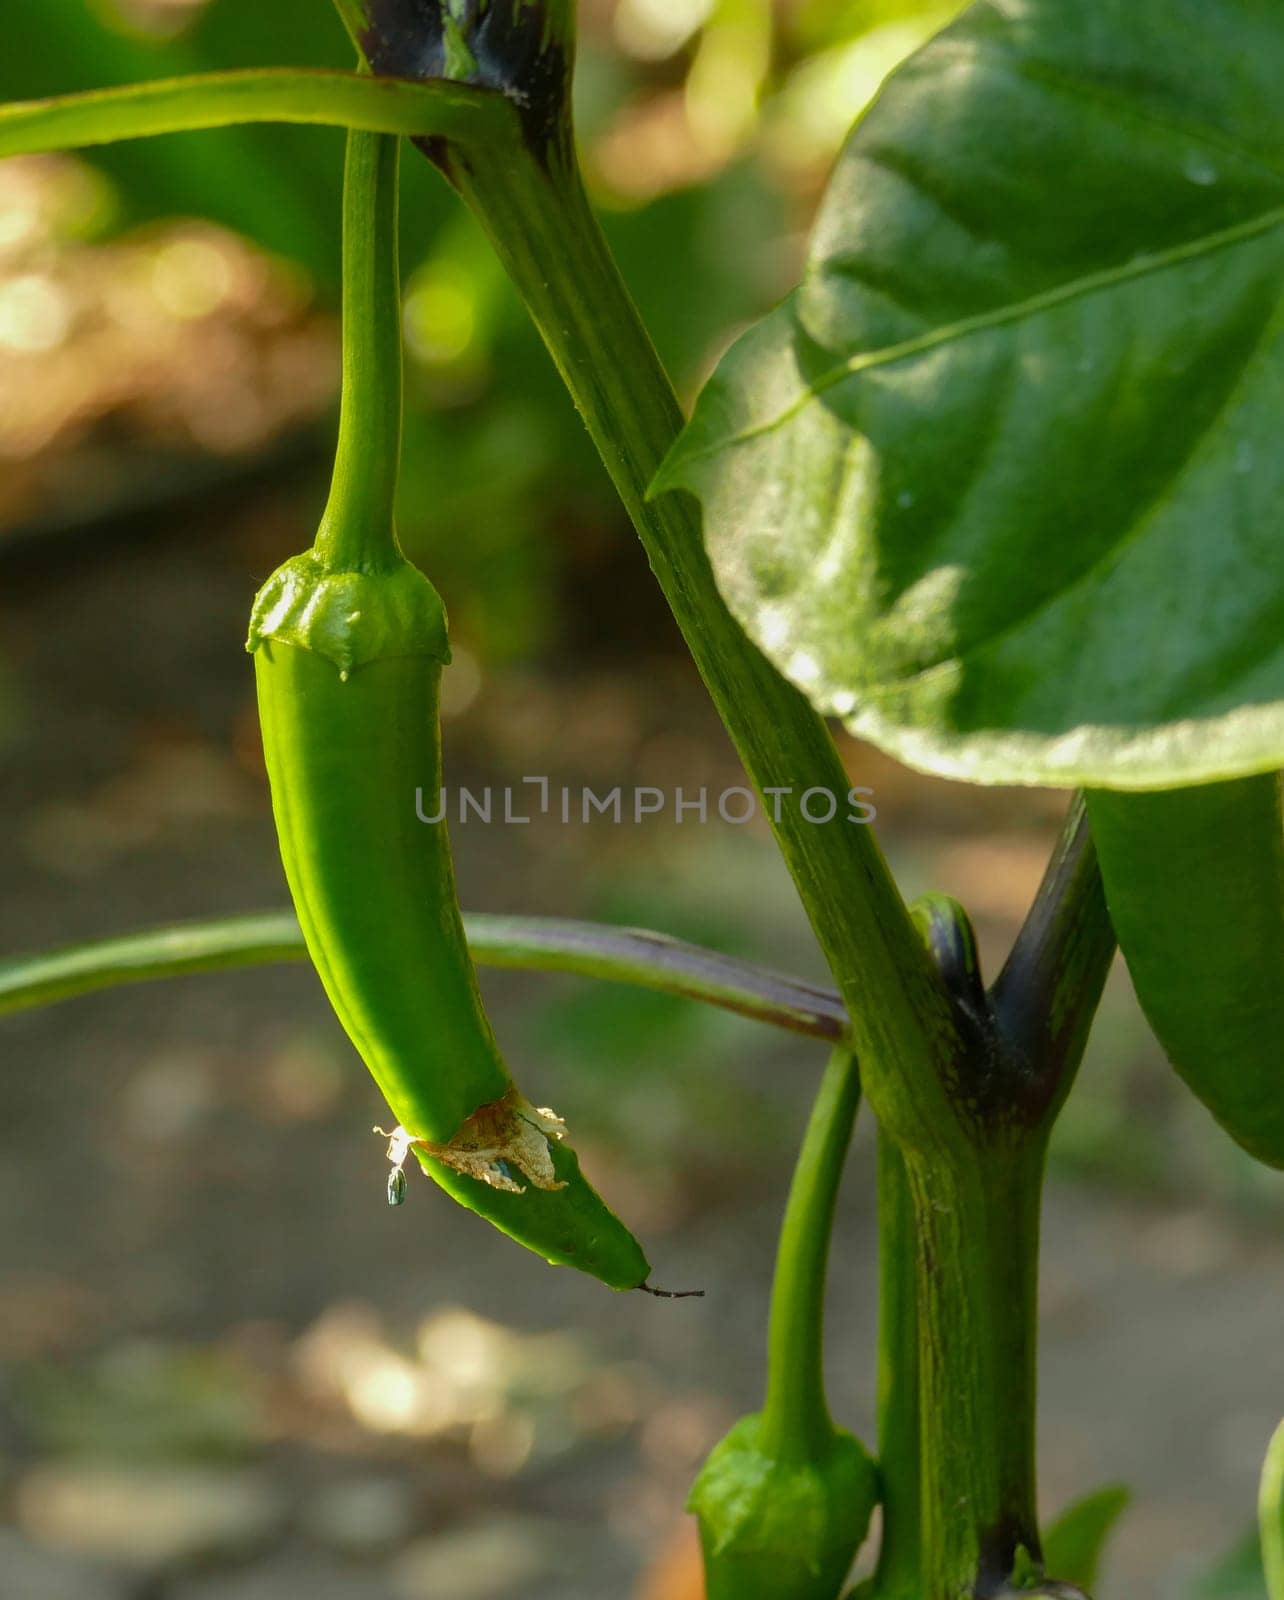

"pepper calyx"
[689, 1412, 879, 1595]
[247, 550, 450, 675]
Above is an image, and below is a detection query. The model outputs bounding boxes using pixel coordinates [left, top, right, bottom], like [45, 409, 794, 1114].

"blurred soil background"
[1, 3, 1282, 1597]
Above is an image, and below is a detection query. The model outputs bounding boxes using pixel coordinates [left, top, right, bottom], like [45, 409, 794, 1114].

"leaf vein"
[681, 204, 1284, 470]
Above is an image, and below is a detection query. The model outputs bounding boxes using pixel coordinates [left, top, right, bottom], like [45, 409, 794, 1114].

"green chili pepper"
[1086, 777, 1284, 1169]
[689, 1046, 878, 1600]
[247, 125, 648, 1291]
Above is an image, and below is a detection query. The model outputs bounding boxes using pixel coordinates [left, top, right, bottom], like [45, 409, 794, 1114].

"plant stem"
[758, 1046, 861, 1463]
[0, 69, 508, 159]
[314, 127, 404, 569]
[0, 911, 851, 1041]
[906, 1138, 1046, 1596]
[875, 1128, 920, 1594]
[892, 801, 1114, 1595]
[426, 136, 963, 1154]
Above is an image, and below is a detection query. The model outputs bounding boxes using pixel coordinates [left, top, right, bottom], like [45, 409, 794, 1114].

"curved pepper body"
[249, 554, 649, 1290]
[424, 1137, 646, 1287]
[1086, 775, 1284, 1169]
[253, 615, 501, 1143]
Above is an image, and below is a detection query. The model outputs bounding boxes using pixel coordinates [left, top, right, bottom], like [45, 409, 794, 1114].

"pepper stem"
[314, 122, 404, 571]
[757, 1046, 861, 1464]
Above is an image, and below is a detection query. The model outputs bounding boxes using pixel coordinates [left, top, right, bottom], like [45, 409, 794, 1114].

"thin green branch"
[0, 68, 508, 160]
[0, 912, 851, 1042]
[758, 1046, 861, 1462]
[314, 126, 404, 566]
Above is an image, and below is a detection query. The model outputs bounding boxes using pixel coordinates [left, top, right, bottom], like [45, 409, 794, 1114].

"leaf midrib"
[676, 202, 1284, 470]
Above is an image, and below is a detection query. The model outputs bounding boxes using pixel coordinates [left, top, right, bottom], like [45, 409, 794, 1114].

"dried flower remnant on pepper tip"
[376, 1089, 571, 1197]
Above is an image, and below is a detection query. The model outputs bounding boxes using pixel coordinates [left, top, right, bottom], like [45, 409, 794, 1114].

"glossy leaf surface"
[658, 0, 1284, 788]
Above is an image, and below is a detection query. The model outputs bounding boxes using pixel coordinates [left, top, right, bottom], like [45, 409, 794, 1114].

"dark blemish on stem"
[989, 796, 1114, 1131]
[932, 936, 1062, 1140]
[357, 0, 572, 164]
[973, 1518, 1042, 1599]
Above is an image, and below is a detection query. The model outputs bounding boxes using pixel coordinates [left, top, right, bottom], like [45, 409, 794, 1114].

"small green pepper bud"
[689, 1047, 878, 1600]
[690, 1412, 878, 1600]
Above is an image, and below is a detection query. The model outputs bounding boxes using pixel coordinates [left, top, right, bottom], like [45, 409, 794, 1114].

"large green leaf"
[656, 0, 1284, 789]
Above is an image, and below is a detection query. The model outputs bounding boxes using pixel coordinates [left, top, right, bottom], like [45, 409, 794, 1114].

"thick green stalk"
[0, 69, 506, 159]
[0, 912, 850, 1041]
[894, 802, 1114, 1595]
[422, 138, 962, 1157]
[874, 1129, 920, 1595]
[907, 1139, 1046, 1594]
[758, 1047, 862, 1463]
[314, 126, 403, 569]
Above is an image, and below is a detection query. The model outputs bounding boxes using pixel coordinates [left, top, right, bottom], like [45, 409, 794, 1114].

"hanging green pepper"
[248, 125, 649, 1291]
[1086, 777, 1284, 1169]
[688, 1046, 878, 1600]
